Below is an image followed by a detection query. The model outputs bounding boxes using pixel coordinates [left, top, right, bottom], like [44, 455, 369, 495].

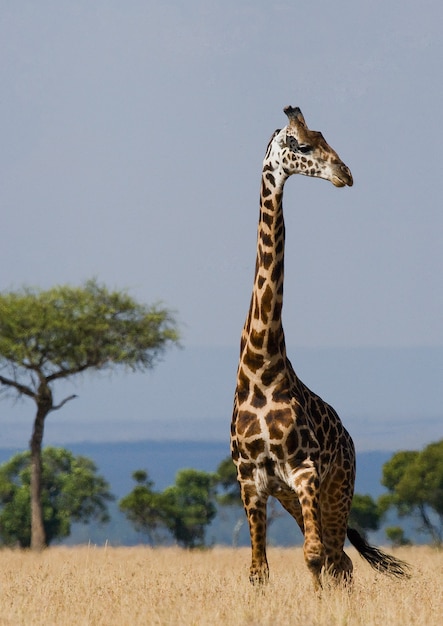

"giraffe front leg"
[241, 484, 269, 585]
[248, 503, 269, 585]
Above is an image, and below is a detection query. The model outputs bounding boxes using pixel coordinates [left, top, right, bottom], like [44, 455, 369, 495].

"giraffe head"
[266, 106, 353, 188]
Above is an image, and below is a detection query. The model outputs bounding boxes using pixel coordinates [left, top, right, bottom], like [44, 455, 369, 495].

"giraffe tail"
[346, 527, 411, 579]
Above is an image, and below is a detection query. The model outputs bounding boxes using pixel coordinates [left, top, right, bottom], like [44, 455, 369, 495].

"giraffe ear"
[284, 106, 307, 128]
[275, 127, 288, 147]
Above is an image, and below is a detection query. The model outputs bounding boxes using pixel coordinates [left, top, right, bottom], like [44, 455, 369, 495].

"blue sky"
[1, 2, 442, 451]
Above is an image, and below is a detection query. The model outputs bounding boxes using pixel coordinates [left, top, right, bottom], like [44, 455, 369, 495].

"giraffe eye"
[298, 145, 312, 154]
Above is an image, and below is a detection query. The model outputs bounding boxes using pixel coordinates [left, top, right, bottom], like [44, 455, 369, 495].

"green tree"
[120, 468, 217, 549]
[379, 440, 443, 545]
[348, 493, 381, 539]
[385, 526, 411, 548]
[215, 456, 241, 506]
[215, 456, 247, 547]
[0, 447, 113, 547]
[161, 469, 217, 548]
[119, 470, 165, 545]
[0, 279, 179, 550]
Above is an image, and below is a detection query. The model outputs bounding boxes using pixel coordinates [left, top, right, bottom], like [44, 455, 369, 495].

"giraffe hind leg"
[291, 471, 326, 589]
[321, 521, 353, 585]
[320, 475, 354, 585]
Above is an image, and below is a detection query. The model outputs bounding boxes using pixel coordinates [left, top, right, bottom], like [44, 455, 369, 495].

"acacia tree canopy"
[0, 279, 179, 550]
[0, 278, 179, 389]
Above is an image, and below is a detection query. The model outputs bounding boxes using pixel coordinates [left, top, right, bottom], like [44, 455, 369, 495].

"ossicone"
[283, 106, 307, 128]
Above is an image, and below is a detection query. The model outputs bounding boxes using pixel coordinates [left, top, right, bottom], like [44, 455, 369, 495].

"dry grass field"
[0, 545, 441, 625]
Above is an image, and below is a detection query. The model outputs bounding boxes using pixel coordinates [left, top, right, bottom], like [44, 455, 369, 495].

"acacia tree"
[0, 279, 179, 550]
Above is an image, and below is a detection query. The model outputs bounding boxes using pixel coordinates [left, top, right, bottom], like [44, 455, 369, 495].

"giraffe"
[230, 106, 410, 588]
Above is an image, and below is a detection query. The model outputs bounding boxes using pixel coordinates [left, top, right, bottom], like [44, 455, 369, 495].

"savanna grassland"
[0, 545, 441, 626]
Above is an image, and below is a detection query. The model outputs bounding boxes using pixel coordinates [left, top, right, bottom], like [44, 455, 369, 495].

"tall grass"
[0, 545, 441, 625]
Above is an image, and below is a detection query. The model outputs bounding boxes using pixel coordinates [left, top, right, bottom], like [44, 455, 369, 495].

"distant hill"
[0, 440, 399, 547]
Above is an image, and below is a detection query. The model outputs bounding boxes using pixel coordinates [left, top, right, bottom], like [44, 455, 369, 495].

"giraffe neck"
[240, 165, 289, 376]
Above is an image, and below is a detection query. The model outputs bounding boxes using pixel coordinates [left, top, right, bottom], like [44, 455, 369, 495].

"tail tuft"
[347, 527, 411, 579]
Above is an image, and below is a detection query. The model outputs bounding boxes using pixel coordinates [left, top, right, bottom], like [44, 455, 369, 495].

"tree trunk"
[29, 385, 52, 551]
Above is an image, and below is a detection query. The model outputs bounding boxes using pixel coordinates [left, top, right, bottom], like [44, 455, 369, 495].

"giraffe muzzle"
[332, 164, 353, 188]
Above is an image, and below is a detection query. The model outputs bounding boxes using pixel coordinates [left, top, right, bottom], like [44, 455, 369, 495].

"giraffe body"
[231, 107, 409, 588]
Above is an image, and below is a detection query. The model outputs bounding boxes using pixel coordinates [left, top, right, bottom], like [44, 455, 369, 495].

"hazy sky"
[1, 2, 442, 450]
